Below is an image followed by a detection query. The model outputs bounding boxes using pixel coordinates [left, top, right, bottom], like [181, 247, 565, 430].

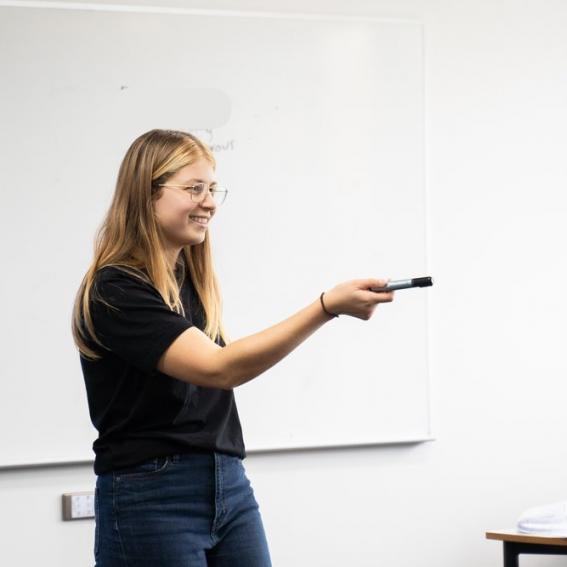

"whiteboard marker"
[370, 276, 433, 292]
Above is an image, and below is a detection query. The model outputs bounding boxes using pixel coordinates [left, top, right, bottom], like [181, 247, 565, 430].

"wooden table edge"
[486, 530, 567, 546]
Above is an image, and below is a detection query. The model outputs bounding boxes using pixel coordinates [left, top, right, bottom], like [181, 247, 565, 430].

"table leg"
[504, 542, 519, 567]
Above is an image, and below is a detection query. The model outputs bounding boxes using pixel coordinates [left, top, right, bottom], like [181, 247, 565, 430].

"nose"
[200, 190, 216, 211]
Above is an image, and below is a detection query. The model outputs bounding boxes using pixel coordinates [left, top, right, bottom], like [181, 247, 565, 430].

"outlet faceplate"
[62, 491, 95, 521]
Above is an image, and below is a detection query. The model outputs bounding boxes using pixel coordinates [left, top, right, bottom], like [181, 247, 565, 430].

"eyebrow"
[183, 178, 218, 187]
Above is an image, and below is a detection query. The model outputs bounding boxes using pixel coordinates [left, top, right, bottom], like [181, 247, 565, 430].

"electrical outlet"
[62, 491, 95, 521]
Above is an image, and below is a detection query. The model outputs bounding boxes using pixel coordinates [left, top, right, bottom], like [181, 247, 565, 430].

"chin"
[183, 232, 207, 245]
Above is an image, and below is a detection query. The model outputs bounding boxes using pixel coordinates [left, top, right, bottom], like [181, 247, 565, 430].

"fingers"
[374, 278, 390, 288]
[370, 290, 394, 302]
[357, 277, 390, 289]
[362, 278, 394, 303]
[349, 278, 396, 313]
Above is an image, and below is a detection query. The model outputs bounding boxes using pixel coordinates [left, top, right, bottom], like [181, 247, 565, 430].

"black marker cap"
[412, 277, 433, 287]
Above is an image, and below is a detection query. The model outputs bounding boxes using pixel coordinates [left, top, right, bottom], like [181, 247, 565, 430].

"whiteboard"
[0, 3, 431, 468]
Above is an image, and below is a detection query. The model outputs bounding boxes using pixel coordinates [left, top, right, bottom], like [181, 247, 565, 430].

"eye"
[190, 183, 206, 195]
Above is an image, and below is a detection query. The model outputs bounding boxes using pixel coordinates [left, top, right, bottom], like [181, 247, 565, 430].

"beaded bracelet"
[320, 292, 339, 318]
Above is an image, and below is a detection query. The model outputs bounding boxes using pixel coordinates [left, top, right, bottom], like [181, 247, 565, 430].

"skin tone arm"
[215, 295, 336, 388]
[157, 278, 394, 390]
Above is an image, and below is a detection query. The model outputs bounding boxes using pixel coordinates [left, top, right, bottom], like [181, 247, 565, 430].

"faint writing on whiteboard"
[191, 129, 235, 153]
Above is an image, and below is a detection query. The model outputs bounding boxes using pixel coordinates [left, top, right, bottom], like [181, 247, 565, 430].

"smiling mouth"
[189, 215, 209, 226]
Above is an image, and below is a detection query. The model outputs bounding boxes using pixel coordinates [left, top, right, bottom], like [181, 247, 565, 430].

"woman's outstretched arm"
[157, 278, 393, 389]
[215, 297, 334, 388]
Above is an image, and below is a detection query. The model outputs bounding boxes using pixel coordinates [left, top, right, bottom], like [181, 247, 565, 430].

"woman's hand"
[323, 278, 395, 320]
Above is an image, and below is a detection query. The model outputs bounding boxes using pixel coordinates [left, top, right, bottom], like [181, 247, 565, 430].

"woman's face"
[154, 159, 217, 254]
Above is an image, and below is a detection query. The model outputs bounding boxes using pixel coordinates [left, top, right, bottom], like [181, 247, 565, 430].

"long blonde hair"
[71, 128, 230, 361]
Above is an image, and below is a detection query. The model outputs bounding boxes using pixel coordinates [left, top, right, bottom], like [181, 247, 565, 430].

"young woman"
[71, 128, 395, 566]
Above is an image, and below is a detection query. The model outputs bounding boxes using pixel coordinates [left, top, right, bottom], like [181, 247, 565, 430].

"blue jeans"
[94, 451, 272, 566]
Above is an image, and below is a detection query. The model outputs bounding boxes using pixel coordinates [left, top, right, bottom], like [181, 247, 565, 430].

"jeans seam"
[112, 456, 170, 481]
[94, 486, 100, 559]
[212, 453, 226, 538]
[112, 473, 130, 567]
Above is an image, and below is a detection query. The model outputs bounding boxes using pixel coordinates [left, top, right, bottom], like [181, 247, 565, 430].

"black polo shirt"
[80, 261, 245, 475]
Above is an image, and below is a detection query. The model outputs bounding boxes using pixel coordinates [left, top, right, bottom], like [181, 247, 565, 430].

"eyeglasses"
[157, 182, 228, 206]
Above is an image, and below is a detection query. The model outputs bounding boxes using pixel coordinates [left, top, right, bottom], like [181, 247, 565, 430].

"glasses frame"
[157, 182, 228, 205]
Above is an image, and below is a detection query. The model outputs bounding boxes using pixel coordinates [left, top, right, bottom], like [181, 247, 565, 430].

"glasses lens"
[191, 184, 227, 205]
[212, 188, 227, 205]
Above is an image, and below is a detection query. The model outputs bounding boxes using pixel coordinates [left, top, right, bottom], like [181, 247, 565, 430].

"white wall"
[2, 0, 566, 565]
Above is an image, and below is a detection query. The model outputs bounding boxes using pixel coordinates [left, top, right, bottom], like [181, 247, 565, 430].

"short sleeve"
[90, 268, 194, 374]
